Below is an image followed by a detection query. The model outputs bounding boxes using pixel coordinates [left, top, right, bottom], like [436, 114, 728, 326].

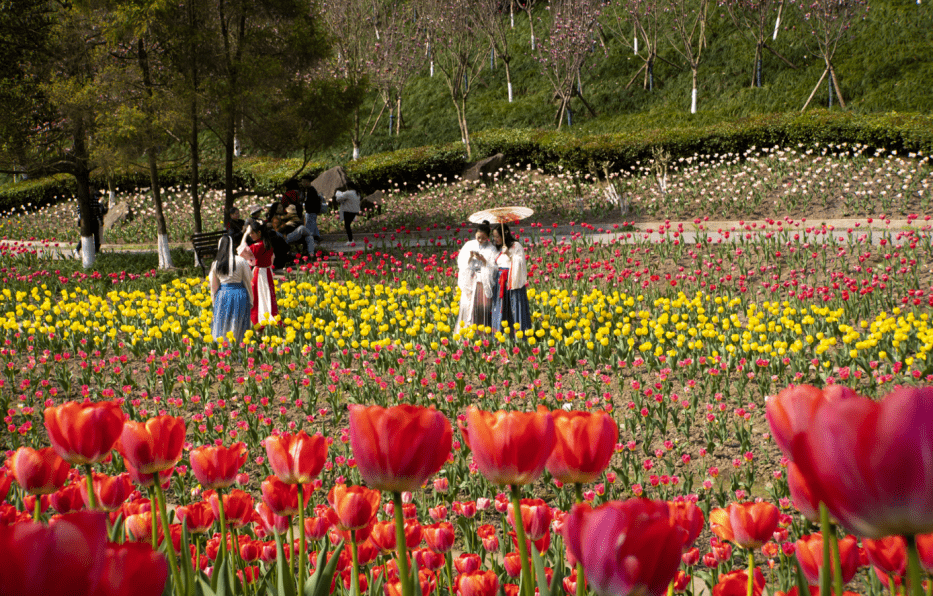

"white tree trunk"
[773, 16, 780, 40]
[430, 61, 434, 77]
[508, 82, 513, 103]
[81, 236, 95, 269]
[530, 33, 535, 50]
[634, 36, 638, 54]
[157, 233, 173, 269]
[233, 136, 241, 157]
[108, 189, 117, 209]
[352, 146, 360, 160]
[691, 88, 697, 113]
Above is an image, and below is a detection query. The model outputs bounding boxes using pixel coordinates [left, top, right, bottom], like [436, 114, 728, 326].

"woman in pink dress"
[239, 220, 278, 326]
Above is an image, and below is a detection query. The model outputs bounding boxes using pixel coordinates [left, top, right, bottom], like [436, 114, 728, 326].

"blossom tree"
[535, 0, 603, 127]
[416, 0, 486, 159]
[664, 0, 710, 113]
[722, 0, 796, 88]
[797, 0, 869, 110]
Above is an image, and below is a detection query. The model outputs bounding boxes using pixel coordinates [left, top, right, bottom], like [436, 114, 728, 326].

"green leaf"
[795, 557, 811, 596]
[275, 531, 297, 596]
[411, 554, 423, 596]
[179, 522, 196, 596]
[530, 542, 550, 596]
[307, 540, 346, 596]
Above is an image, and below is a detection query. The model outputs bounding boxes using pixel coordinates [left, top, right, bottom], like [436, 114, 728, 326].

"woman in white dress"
[455, 222, 499, 333]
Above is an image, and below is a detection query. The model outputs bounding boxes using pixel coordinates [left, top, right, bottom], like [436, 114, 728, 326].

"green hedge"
[3, 110, 931, 211]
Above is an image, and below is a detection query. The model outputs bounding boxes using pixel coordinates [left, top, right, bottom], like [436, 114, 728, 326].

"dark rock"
[310, 166, 349, 201]
[103, 201, 134, 231]
[360, 190, 384, 215]
[461, 153, 506, 183]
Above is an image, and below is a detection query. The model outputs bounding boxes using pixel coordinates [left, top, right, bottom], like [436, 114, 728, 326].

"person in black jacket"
[299, 174, 322, 243]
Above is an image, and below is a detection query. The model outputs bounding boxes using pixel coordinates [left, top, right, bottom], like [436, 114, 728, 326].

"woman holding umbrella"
[455, 221, 499, 333]
[491, 223, 532, 336]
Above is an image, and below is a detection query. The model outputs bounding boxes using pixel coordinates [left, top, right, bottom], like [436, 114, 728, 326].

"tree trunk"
[505, 59, 513, 102]
[828, 62, 846, 109]
[395, 94, 402, 135]
[526, 5, 536, 50]
[72, 118, 96, 268]
[752, 43, 762, 88]
[188, 0, 202, 234]
[353, 107, 361, 160]
[690, 67, 698, 113]
[224, 109, 236, 227]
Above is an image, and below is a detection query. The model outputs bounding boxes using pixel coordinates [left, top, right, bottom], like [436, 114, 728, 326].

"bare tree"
[722, 0, 796, 88]
[797, 0, 869, 110]
[417, 0, 486, 159]
[369, 2, 425, 136]
[535, 0, 602, 127]
[600, 0, 670, 91]
[476, 0, 518, 102]
[522, 0, 542, 49]
[664, 0, 709, 113]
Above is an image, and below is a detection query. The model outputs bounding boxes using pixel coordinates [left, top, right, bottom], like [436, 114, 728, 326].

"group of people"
[455, 221, 532, 337]
[208, 175, 364, 345]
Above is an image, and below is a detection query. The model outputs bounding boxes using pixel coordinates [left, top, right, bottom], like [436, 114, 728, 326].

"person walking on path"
[335, 189, 360, 245]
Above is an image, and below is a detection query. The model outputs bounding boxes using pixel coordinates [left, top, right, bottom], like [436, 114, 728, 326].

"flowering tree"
[721, 0, 797, 88]
[663, 0, 710, 113]
[368, 3, 425, 137]
[797, 0, 869, 110]
[475, 0, 518, 102]
[600, 0, 670, 91]
[416, 0, 486, 159]
[536, 0, 602, 128]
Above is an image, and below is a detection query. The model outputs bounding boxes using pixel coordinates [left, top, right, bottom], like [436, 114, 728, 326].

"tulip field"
[1, 145, 933, 596]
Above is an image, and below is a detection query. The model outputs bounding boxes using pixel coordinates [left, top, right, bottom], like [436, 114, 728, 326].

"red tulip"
[120, 416, 185, 475]
[863, 535, 907, 577]
[478, 524, 499, 552]
[189, 443, 247, 490]
[124, 460, 173, 489]
[713, 568, 765, 596]
[264, 431, 328, 485]
[0, 470, 11, 502]
[794, 386, 933, 537]
[503, 552, 525, 578]
[327, 484, 381, 531]
[459, 406, 555, 486]
[507, 498, 552, 541]
[794, 533, 859, 585]
[349, 404, 452, 492]
[304, 508, 333, 540]
[786, 462, 820, 523]
[207, 489, 254, 529]
[667, 501, 705, 548]
[414, 547, 446, 570]
[423, 522, 455, 553]
[255, 502, 291, 537]
[709, 507, 735, 543]
[125, 512, 157, 543]
[80, 472, 132, 512]
[239, 538, 260, 562]
[44, 401, 124, 465]
[260, 475, 302, 517]
[563, 500, 685, 596]
[546, 410, 618, 484]
[24, 494, 50, 514]
[9, 446, 70, 495]
[454, 552, 482, 574]
[457, 570, 499, 596]
[96, 542, 168, 596]
[728, 502, 779, 549]
[766, 385, 850, 458]
[0, 511, 109, 596]
[917, 533, 933, 573]
[50, 483, 85, 514]
[174, 501, 215, 534]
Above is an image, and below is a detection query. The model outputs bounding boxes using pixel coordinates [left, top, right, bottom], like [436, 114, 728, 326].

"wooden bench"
[191, 230, 227, 275]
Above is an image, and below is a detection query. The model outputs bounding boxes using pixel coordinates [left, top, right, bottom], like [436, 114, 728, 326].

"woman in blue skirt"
[491, 224, 532, 337]
[209, 234, 253, 346]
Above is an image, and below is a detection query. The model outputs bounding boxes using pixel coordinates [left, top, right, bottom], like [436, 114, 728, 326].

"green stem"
[213, 490, 228, 592]
[907, 534, 925, 596]
[746, 550, 754, 596]
[393, 491, 413, 596]
[510, 484, 535, 596]
[33, 496, 40, 523]
[149, 486, 158, 549]
[574, 483, 586, 596]
[819, 504, 832, 596]
[153, 475, 182, 596]
[351, 536, 361, 596]
[828, 528, 844, 596]
[288, 523, 295, 576]
[298, 484, 307, 588]
[84, 464, 97, 510]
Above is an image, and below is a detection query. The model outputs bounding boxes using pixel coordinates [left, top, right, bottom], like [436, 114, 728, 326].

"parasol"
[468, 206, 533, 242]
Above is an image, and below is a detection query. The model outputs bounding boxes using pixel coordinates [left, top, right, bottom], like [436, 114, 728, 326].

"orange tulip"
[120, 416, 185, 475]
[327, 483, 381, 531]
[667, 500, 705, 548]
[423, 522, 455, 553]
[457, 570, 499, 596]
[44, 400, 125, 465]
[80, 472, 132, 512]
[9, 447, 71, 495]
[795, 533, 859, 585]
[918, 533, 933, 573]
[260, 475, 303, 517]
[369, 520, 397, 552]
[125, 512, 157, 543]
[713, 568, 765, 596]
[709, 507, 735, 543]
[459, 406, 555, 486]
[189, 443, 247, 490]
[174, 501, 215, 534]
[349, 404, 452, 492]
[728, 502, 779, 549]
[264, 431, 327, 485]
[545, 410, 618, 484]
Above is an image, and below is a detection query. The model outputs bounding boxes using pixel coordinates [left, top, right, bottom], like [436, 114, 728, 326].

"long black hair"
[496, 223, 516, 248]
[215, 234, 236, 276]
[476, 220, 491, 237]
[246, 218, 274, 250]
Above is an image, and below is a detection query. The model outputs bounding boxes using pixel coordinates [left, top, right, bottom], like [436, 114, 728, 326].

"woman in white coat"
[455, 221, 499, 333]
[335, 189, 361, 245]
